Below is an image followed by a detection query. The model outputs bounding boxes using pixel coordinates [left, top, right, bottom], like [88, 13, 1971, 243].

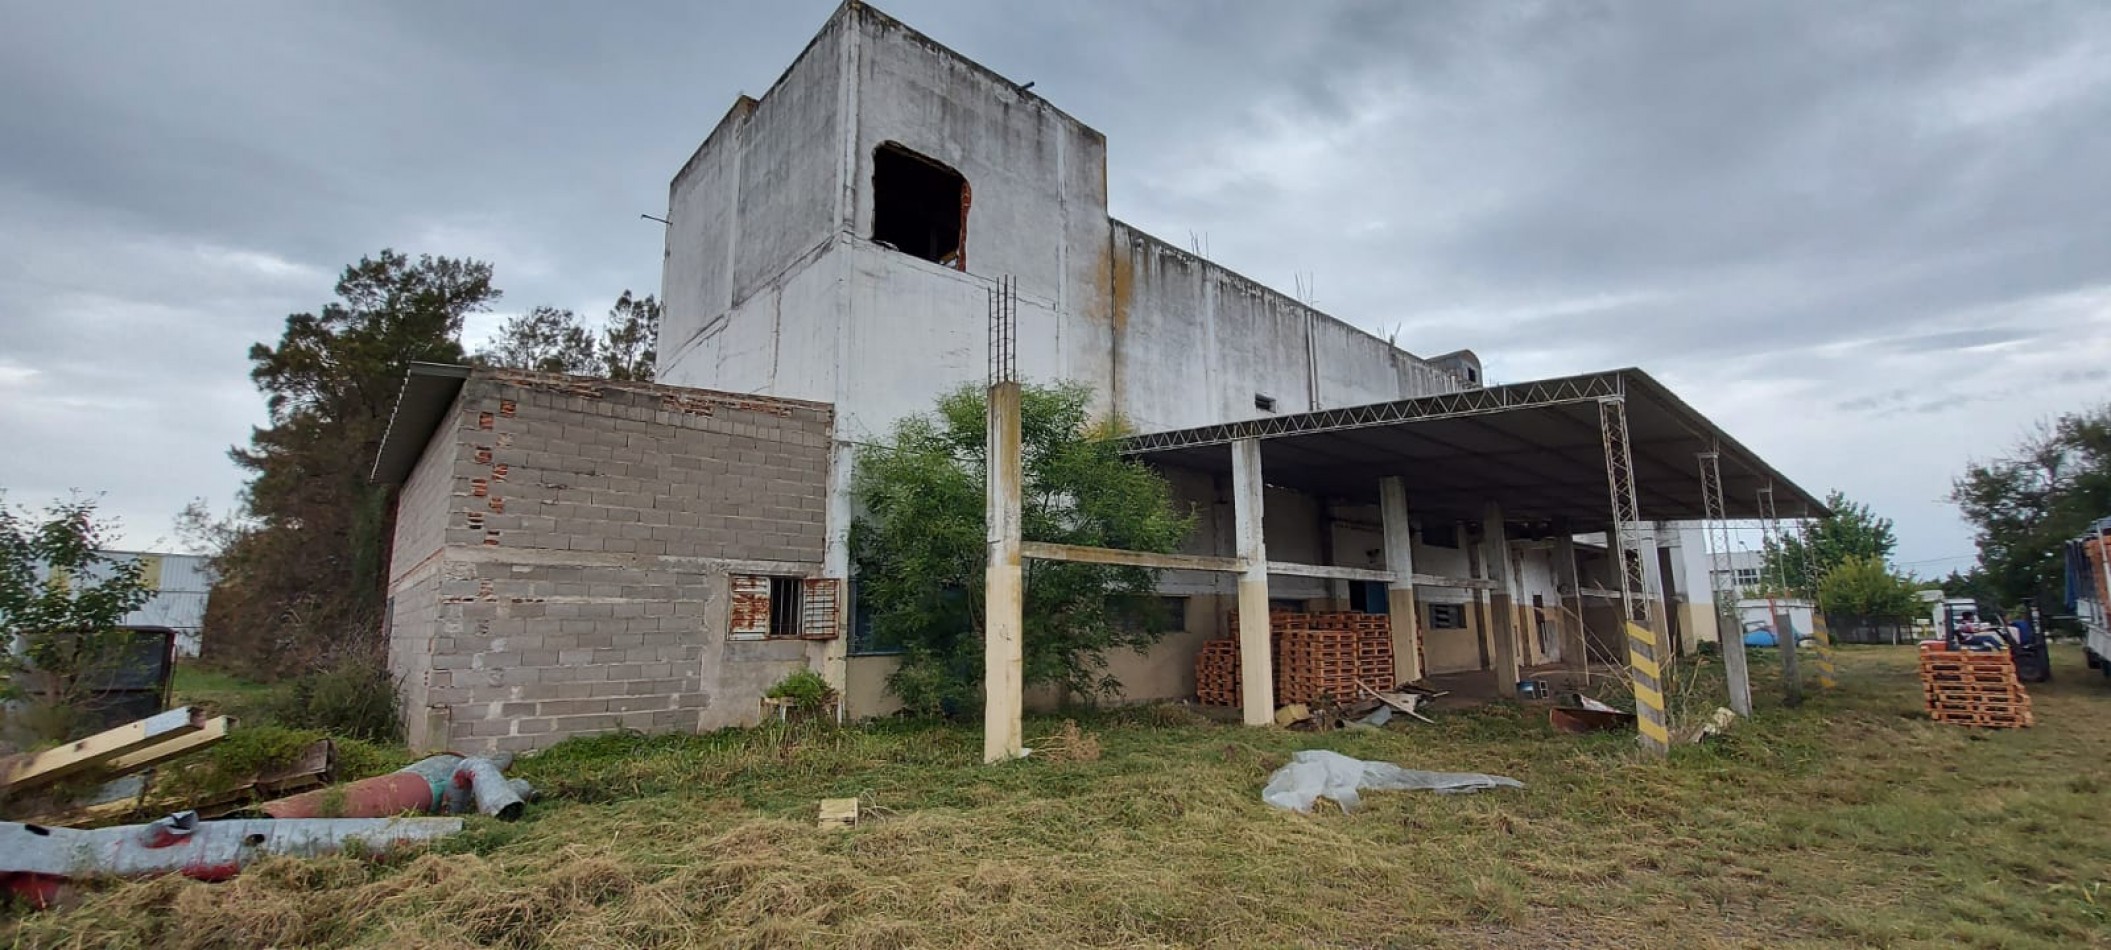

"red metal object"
[261, 771, 437, 819]
[1549, 706, 1637, 734]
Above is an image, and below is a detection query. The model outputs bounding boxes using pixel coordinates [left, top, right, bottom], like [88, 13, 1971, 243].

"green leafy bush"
[765, 668, 835, 708]
[266, 659, 402, 742]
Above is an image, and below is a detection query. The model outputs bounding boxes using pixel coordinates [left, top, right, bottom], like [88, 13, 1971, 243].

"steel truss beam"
[1600, 397, 1670, 755]
[1118, 373, 1623, 454]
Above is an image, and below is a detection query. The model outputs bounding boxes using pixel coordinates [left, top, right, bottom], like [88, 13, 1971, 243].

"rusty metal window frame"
[1428, 602, 1467, 630]
[729, 574, 841, 641]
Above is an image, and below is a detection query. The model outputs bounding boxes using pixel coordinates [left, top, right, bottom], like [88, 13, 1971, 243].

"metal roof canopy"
[1121, 369, 1825, 524]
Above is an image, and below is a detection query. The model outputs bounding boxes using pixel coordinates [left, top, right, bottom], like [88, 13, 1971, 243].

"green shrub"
[765, 668, 835, 708]
[266, 659, 402, 742]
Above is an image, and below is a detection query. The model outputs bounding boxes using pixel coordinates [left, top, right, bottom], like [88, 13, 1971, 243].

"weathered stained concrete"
[657, 3, 1471, 443]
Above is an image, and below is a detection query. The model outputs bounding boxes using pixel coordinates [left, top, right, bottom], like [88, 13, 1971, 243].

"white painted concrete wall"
[659, 3, 1467, 443]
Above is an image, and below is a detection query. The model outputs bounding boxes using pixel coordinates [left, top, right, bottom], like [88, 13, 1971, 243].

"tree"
[0, 496, 154, 742]
[1951, 404, 2111, 613]
[852, 383, 1195, 716]
[478, 306, 597, 374]
[1762, 490, 1897, 596]
[209, 250, 497, 678]
[601, 291, 660, 381]
[1816, 555, 1920, 621]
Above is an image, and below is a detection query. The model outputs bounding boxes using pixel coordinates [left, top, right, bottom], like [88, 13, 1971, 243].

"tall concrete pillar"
[1482, 502, 1519, 694]
[1638, 521, 1668, 651]
[819, 439, 856, 722]
[1378, 476, 1422, 683]
[982, 382, 1025, 763]
[1231, 438, 1274, 725]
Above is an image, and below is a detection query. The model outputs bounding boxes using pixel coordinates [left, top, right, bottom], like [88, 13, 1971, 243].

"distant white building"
[31, 551, 210, 656]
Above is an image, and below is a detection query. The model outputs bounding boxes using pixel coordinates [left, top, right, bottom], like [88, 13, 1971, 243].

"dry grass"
[9, 646, 2111, 949]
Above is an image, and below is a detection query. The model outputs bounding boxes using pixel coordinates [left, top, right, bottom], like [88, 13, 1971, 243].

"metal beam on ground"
[1232, 438, 1274, 725]
[1600, 396, 1671, 755]
[1699, 450, 1752, 716]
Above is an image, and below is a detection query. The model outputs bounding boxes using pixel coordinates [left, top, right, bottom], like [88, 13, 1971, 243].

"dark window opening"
[872, 143, 969, 269]
[848, 582, 904, 656]
[768, 576, 803, 639]
[1349, 580, 1387, 615]
[1421, 523, 1459, 549]
[1465, 367, 1479, 383]
[1254, 393, 1278, 412]
[1429, 603, 1466, 629]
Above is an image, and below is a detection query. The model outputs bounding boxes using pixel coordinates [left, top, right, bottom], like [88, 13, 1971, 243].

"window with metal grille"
[1428, 602, 1467, 629]
[729, 574, 841, 641]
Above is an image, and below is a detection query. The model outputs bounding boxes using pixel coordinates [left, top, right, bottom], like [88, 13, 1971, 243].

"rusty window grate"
[800, 578, 840, 640]
[729, 575, 841, 641]
[729, 574, 771, 640]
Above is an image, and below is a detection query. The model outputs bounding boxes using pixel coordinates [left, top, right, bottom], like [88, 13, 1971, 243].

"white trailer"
[2074, 517, 2111, 678]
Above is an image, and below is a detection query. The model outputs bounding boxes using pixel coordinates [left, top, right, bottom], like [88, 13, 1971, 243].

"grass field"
[10, 645, 2110, 949]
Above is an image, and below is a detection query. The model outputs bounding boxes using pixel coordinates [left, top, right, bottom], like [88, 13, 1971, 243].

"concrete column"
[1553, 532, 1586, 670]
[819, 439, 856, 722]
[982, 382, 1025, 763]
[1231, 438, 1274, 725]
[1378, 477, 1422, 683]
[1482, 502, 1519, 694]
[1638, 521, 1668, 646]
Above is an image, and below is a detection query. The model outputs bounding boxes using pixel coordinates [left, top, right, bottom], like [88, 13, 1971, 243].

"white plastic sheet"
[1261, 749, 1524, 814]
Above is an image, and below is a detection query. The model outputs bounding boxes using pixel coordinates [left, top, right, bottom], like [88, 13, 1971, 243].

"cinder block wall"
[386, 370, 832, 753]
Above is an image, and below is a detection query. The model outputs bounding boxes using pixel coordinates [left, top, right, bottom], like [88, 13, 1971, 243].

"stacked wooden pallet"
[1194, 639, 1242, 707]
[1919, 644, 2034, 729]
[1197, 610, 1395, 707]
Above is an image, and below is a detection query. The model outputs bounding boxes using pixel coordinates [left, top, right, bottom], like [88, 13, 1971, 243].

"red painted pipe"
[261, 772, 437, 819]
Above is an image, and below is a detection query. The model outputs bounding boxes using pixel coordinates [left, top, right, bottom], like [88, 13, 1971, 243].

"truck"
[2072, 516, 2111, 680]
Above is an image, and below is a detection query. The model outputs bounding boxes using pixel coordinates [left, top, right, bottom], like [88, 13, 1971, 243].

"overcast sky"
[3, 1, 2108, 570]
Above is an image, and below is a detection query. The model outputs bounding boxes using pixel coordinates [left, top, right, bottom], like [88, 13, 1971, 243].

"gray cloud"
[2, 0, 2107, 566]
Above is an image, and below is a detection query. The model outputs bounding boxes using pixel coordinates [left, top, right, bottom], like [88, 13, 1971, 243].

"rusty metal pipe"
[260, 753, 461, 819]
[451, 757, 524, 821]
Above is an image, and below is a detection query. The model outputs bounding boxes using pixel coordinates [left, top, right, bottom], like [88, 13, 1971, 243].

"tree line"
[190, 251, 660, 719]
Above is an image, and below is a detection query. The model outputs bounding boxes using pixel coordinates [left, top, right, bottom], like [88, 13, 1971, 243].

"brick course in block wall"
[384, 369, 834, 753]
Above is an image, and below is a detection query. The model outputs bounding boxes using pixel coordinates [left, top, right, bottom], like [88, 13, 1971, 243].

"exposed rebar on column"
[983, 276, 1024, 763]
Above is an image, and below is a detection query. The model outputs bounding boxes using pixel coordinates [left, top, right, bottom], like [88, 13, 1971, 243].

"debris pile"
[1260, 750, 1522, 814]
[1197, 610, 1397, 707]
[1920, 643, 2034, 728]
[1, 708, 533, 907]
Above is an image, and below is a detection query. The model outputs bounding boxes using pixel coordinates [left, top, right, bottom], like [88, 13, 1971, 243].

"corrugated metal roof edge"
[370, 363, 472, 486]
[1617, 368, 1831, 518]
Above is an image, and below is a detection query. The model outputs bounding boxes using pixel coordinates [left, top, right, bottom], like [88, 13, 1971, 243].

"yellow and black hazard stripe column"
[1811, 613, 1838, 690]
[1626, 621, 1671, 753]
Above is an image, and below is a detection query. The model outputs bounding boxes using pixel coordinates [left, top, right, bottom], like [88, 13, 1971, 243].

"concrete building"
[374, 366, 836, 753]
[377, 2, 1822, 750]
